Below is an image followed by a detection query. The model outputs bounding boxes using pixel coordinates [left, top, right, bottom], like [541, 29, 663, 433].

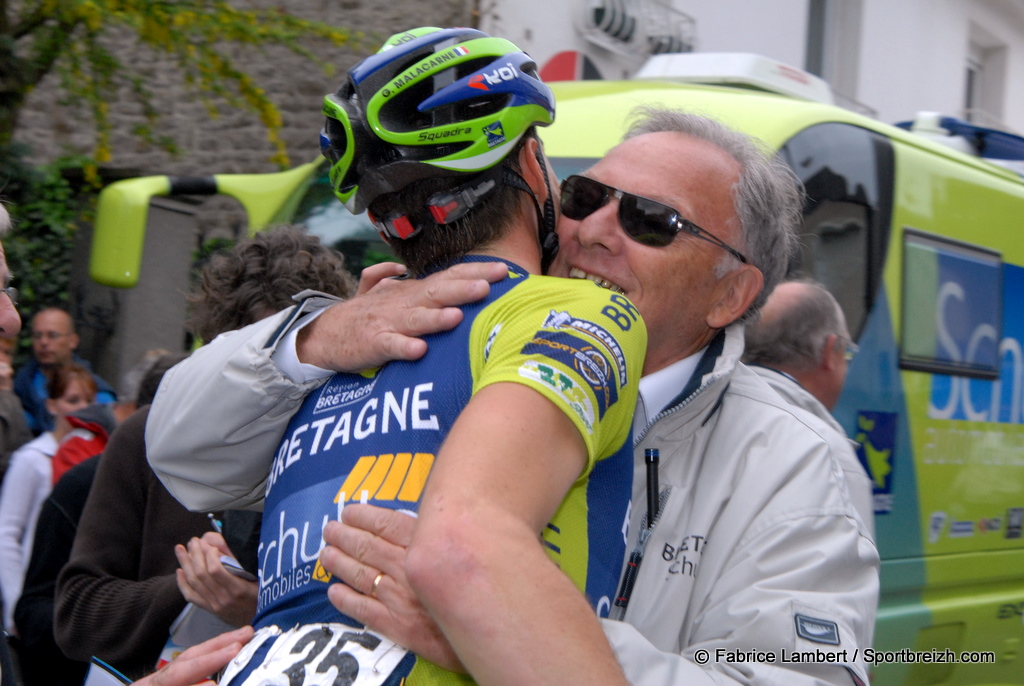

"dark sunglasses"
[559, 175, 748, 263]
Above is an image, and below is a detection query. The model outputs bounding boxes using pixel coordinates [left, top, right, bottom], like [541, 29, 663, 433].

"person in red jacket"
[50, 349, 169, 485]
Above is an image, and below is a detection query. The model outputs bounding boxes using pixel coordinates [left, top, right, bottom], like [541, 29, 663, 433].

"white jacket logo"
[662, 534, 707, 578]
[794, 614, 841, 645]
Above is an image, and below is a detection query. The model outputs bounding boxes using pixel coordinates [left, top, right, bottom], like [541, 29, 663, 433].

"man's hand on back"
[297, 261, 507, 371]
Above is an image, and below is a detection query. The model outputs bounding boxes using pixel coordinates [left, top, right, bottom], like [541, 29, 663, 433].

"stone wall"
[11, 1, 473, 385]
[15, 0, 472, 179]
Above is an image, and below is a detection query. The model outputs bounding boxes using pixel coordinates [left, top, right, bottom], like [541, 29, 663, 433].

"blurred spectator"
[0, 204, 22, 339]
[48, 404, 115, 488]
[14, 308, 115, 434]
[0, 201, 23, 684]
[0, 335, 31, 484]
[51, 349, 169, 486]
[0, 363, 95, 632]
[184, 225, 356, 343]
[15, 455, 98, 686]
[742, 278, 873, 531]
[14, 352, 182, 686]
[54, 226, 357, 679]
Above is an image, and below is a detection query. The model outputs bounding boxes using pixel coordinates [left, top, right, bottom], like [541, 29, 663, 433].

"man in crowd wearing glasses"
[14, 308, 114, 434]
[147, 105, 878, 685]
[742, 277, 874, 531]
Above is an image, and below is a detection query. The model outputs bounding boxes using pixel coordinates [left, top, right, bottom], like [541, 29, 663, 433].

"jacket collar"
[634, 322, 745, 443]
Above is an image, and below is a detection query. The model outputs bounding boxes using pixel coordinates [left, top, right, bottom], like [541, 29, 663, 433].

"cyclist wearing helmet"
[215, 27, 645, 686]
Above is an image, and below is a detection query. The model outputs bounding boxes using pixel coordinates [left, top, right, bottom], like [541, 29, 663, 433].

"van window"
[550, 158, 599, 181]
[779, 123, 895, 338]
[901, 228, 1002, 379]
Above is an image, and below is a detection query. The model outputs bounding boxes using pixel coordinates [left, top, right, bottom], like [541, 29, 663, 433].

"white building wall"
[479, 0, 1024, 134]
[971, 0, 1024, 129]
[671, 0, 807, 66]
[858, 0, 1024, 130]
[477, 3, 643, 80]
[858, 0, 969, 125]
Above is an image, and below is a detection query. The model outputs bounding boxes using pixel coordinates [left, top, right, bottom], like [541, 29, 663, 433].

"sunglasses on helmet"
[559, 175, 749, 263]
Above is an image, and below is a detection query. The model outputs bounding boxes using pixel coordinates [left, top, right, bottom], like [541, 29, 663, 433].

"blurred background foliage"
[0, 0, 359, 333]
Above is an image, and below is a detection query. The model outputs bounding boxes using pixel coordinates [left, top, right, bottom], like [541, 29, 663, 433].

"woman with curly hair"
[187, 225, 358, 344]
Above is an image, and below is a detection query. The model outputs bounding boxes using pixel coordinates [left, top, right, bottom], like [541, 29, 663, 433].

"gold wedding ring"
[371, 571, 386, 599]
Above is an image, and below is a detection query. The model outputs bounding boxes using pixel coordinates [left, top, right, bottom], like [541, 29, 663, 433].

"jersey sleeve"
[469, 275, 647, 473]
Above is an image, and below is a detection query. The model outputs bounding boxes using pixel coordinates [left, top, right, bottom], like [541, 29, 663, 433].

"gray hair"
[743, 278, 846, 370]
[0, 203, 10, 237]
[624, 106, 803, 318]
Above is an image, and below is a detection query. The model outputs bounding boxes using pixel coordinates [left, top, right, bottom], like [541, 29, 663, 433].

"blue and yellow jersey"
[235, 256, 646, 685]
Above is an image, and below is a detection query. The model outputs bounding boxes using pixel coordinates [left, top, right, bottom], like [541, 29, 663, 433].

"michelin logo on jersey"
[525, 309, 627, 424]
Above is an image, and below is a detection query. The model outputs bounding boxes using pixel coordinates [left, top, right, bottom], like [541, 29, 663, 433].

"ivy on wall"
[0, 1, 355, 169]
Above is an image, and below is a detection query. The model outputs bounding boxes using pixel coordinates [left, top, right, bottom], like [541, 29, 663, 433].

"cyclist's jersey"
[223, 256, 647, 686]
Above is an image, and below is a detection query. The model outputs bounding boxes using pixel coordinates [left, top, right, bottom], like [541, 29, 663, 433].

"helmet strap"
[502, 161, 558, 273]
[371, 157, 558, 265]
[371, 167, 503, 241]
[425, 167, 502, 225]
[534, 147, 559, 272]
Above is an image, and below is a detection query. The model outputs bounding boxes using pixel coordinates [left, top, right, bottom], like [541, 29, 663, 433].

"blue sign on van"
[854, 411, 897, 514]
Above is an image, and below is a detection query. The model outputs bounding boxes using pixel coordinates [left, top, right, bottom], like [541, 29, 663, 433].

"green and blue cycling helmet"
[318, 26, 556, 241]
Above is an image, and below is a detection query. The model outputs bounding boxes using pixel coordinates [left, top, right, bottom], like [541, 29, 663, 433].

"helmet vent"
[454, 95, 509, 120]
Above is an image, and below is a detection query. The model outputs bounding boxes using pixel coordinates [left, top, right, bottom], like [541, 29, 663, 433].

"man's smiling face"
[550, 131, 751, 374]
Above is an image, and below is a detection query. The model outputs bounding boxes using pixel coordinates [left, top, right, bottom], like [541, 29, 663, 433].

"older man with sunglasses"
[147, 107, 877, 686]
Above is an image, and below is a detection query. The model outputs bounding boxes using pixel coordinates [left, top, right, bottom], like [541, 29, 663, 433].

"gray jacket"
[603, 324, 877, 685]
[749, 365, 875, 535]
[147, 298, 336, 512]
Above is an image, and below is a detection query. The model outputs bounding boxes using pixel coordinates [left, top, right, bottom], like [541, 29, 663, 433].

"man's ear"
[707, 264, 763, 329]
[69, 332, 80, 352]
[820, 333, 842, 371]
[518, 137, 549, 204]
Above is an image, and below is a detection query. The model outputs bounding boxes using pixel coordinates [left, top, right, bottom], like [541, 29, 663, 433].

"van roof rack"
[896, 112, 1024, 161]
[633, 52, 834, 104]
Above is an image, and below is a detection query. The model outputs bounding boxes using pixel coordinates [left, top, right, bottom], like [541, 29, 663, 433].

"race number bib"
[220, 624, 409, 686]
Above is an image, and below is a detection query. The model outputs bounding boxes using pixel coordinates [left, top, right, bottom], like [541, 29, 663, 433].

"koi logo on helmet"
[380, 31, 421, 52]
[469, 62, 520, 91]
